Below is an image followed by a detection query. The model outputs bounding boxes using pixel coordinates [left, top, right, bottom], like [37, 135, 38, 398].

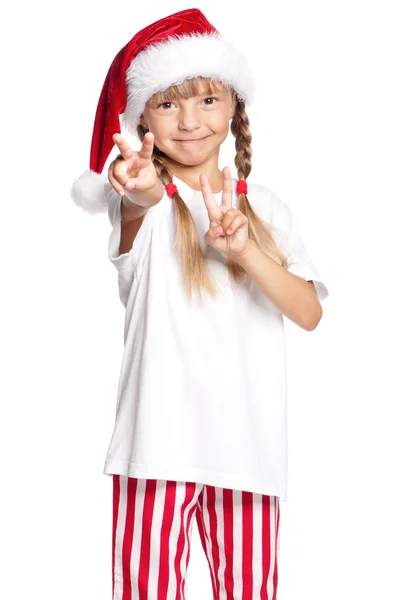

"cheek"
[153, 135, 174, 155]
[211, 120, 230, 138]
[151, 122, 172, 142]
[145, 124, 165, 148]
[209, 114, 231, 132]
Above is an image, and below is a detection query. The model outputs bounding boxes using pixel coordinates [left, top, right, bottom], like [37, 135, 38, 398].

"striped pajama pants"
[112, 476, 280, 600]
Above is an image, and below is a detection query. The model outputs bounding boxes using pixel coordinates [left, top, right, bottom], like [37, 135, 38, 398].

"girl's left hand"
[200, 167, 249, 261]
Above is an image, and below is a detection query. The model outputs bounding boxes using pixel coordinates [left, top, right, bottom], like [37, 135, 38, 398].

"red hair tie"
[165, 183, 179, 198]
[236, 179, 248, 195]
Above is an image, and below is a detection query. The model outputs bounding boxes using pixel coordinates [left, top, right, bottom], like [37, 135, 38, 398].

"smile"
[174, 136, 209, 144]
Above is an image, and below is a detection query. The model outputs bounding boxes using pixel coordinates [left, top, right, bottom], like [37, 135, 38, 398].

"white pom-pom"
[71, 169, 108, 215]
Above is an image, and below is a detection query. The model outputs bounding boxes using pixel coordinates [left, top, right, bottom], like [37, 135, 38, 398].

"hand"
[200, 167, 249, 261]
[108, 132, 158, 196]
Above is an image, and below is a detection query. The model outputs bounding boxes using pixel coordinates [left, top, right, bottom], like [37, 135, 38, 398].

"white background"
[1, 0, 397, 598]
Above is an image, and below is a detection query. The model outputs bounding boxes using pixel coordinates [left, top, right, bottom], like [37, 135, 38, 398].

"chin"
[171, 155, 207, 167]
[158, 146, 206, 165]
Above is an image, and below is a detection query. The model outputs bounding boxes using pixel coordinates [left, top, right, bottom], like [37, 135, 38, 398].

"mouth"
[174, 136, 210, 144]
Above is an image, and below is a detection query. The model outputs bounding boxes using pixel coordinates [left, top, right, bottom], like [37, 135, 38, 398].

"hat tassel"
[71, 169, 108, 215]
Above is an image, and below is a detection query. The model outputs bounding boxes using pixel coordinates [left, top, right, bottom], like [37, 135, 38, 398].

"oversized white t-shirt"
[102, 174, 329, 502]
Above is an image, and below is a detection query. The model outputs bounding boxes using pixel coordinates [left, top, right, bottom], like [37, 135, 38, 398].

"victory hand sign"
[201, 167, 249, 261]
[108, 132, 158, 196]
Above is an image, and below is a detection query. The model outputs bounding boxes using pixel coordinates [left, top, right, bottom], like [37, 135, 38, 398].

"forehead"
[150, 77, 232, 103]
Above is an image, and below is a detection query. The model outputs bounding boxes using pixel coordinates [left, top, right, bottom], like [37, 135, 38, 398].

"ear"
[229, 95, 237, 119]
[139, 114, 148, 128]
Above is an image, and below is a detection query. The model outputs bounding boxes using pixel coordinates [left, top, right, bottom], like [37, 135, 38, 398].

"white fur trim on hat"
[122, 32, 255, 136]
[71, 170, 108, 215]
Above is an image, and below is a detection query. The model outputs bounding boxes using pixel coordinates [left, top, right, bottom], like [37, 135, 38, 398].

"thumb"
[205, 225, 224, 245]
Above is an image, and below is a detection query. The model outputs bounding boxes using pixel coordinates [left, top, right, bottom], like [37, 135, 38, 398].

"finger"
[224, 214, 248, 235]
[109, 155, 139, 193]
[108, 162, 125, 196]
[113, 157, 135, 188]
[138, 132, 155, 161]
[210, 219, 227, 236]
[205, 224, 225, 245]
[221, 166, 233, 210]
[199, 173, 223, 221]
[123, 172, 156, 191]
[112, 133, 134, 161]
[221, 208, 240, 231]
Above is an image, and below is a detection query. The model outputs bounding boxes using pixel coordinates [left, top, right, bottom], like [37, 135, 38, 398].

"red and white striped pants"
[112, 476, 280, 599]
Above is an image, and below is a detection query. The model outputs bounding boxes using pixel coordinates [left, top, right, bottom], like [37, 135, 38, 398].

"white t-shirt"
[103, 174, 329, 502]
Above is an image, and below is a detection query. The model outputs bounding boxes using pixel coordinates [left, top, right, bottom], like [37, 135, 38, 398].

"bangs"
[151, 77, 232, 103]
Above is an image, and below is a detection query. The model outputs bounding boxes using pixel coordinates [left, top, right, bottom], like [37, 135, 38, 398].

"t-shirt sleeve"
[105, 179, 161, 273]
[271, 194, 329, 303]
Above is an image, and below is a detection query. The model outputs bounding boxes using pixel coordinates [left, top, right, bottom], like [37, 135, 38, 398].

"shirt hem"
[103, 459, 287, 502]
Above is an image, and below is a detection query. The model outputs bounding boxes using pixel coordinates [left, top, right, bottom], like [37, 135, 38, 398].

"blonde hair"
[137, 77, 288, 299]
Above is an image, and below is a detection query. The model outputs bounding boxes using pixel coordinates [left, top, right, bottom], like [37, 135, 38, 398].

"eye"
[203, 97, 219, 105]
[157, 102, 175, 110]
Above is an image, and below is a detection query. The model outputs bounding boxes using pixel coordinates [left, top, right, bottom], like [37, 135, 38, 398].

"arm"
[121, 178, 164, 223]
[234, 239, 322, 331]
[117, 179, 165, 256]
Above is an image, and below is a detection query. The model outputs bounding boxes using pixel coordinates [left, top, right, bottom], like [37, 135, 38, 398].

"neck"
[170, 153, 224, 194]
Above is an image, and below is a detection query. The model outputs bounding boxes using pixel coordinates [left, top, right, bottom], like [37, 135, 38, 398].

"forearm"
[234, 239, 322, 331]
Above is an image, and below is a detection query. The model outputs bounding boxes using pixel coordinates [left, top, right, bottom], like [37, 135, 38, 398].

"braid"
[228, 101, 257, 282]
[231, 101, 253, 181]
[229, 101, 289, 283]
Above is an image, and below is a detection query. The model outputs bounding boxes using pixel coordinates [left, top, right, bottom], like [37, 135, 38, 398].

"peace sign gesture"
[201, 167, 249, 260]
[108, 132, 158, 196]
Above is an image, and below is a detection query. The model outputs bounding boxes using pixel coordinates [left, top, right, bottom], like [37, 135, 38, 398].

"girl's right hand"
[108, 132, 158, 196]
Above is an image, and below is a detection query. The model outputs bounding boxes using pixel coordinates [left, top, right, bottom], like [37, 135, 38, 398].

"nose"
[177, 105, 202, 132]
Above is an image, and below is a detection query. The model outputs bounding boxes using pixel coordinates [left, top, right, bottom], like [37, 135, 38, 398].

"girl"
[72, 8, 329, 599]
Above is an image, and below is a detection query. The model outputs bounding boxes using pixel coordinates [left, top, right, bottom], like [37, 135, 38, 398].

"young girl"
[72, 8, 329, 599]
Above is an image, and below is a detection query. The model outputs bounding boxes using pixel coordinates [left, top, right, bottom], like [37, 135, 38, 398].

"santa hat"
[71, 8, 255, 214]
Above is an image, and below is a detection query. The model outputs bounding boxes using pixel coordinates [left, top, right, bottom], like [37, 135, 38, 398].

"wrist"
[228, 239, 256, 265]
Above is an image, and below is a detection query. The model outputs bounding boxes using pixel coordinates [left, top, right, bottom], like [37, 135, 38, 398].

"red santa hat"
[71, 8, 255, 214]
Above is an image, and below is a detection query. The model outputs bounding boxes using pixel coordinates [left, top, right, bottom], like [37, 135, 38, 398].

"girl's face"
[140, 78, 236, 167]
